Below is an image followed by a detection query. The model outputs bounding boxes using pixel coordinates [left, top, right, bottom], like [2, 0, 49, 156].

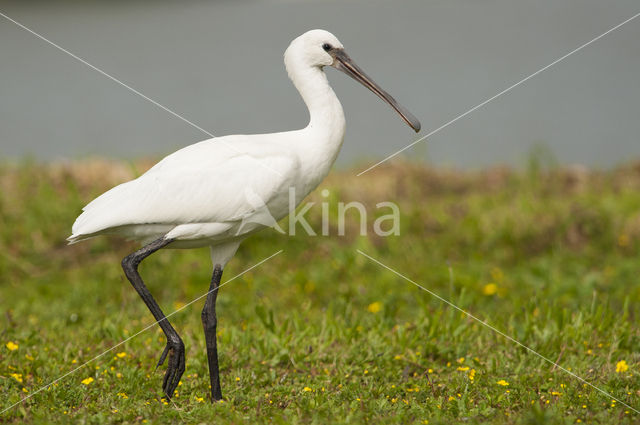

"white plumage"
[69, 134, 308, 265]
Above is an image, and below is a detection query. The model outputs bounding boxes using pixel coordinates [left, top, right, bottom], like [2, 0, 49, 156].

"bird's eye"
[322, 43, 332, 52]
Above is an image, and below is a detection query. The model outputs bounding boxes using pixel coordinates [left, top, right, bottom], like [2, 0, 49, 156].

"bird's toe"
[159, 340, 185, 399]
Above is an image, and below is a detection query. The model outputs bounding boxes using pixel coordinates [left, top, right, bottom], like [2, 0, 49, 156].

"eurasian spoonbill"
[68, 29, 420, 402]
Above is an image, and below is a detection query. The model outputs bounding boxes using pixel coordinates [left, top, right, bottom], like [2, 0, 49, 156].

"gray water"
[1, 0, 639, 168]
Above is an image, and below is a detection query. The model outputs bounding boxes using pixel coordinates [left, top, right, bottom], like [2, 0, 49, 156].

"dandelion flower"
[367, 302, 382, 314]
[116, 352, 127, 358]
[482, 283, 498, 296]
[303, 387, 312, 392]
[81, 377, 94, 385]
[496, 379, 509, 386]
[457, 366, 469, 371]
[616, 360, 629, 373]
[6, 341, 18, 351]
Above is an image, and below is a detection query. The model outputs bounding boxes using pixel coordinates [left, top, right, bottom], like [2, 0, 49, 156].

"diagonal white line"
[356, 249, 640, 414]
[0, 11, 215, 139]
[357, 11, 640, 176]
[0, 11, 284, 178]
[0, 250, 283, 415]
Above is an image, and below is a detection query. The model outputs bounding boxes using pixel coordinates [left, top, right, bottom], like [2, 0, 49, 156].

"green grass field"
[1, 159, 639, 424]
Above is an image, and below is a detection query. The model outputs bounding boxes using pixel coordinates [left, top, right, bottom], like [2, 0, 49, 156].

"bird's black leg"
[201, 264, 223, 401]
[121, 236, 185, 400]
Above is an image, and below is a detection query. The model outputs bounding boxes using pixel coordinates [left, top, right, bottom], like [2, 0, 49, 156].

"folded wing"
[69, 136, 299, 243]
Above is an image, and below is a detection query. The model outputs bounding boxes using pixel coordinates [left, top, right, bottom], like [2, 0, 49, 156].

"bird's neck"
[287, 63, 346, 151]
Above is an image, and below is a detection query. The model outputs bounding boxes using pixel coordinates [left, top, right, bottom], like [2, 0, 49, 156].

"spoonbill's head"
[286, 29, 421, 132]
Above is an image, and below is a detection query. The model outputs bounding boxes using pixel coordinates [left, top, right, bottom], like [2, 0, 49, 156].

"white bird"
[68, 29, 420, 402]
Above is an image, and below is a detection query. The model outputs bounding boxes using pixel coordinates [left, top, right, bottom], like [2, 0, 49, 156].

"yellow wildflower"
[457, 357, 465, 364]
[81, 377, 94, 385]
[616, 360, 629, 373]
[303, 387, 312, 392]
[116, 352, 127, 358]
[25, 354, 34, 361]
[496, 380, 509, 386]
[10, 373, 23, 383]
[117, 392, 128, 399]
[367, 302, 382, 314]
[457, 366, 469, 371]
[6, 341, 18, 351]
[468, 369, 476, 381]
[482, 283, 498, 296]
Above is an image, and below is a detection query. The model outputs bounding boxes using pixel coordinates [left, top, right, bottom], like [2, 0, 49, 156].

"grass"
[0, 158, 639, 424]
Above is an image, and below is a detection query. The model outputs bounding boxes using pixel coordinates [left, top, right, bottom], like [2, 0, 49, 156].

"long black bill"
[332, 49, 421, 132]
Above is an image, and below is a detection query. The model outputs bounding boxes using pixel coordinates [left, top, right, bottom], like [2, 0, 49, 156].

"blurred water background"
[1, 0, 639, 168]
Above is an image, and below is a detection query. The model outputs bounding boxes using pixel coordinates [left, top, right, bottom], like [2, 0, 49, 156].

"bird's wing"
[70, 136, 299, 239]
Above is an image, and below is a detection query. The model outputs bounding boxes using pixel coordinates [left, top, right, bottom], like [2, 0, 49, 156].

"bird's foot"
[156, 339, 185, 399]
